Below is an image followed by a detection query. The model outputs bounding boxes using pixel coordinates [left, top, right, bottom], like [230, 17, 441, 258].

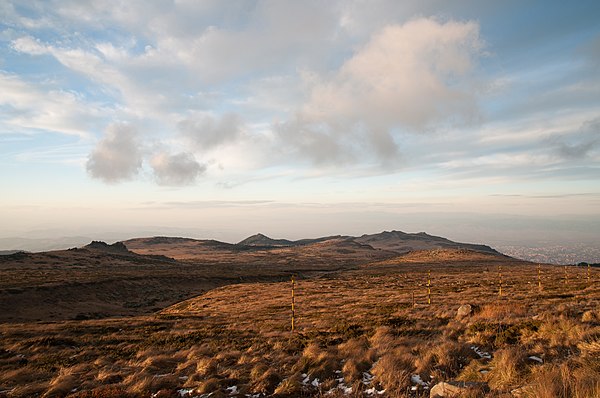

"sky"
[1, 1, 599, 251]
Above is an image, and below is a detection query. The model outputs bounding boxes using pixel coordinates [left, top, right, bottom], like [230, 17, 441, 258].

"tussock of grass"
[525, 361, 600, 398]
[456, 360, 489, 383]
[476, 302, 527, 320]
[487, 347, 528, 389]
[294, 343, 339, 381]
[274, 376, 303, 396]
[194, 356, 218, 377]
[249, 365, 281, 394]
[338, 336, 375, 382]
[536, 316, 587, 347]
[370, 347, 413, 391]
[577, 331, 600, 356]
[138, 353, 180, 373]
[423, 342, 469, 382]
[95, 369, 123, 384]
[195, 377, 221, 394]
[370, 326, 399, 353]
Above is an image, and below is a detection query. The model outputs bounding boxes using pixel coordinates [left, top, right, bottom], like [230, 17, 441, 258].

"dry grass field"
[0, 238, 392, 323]
[0, 240, 598, 397]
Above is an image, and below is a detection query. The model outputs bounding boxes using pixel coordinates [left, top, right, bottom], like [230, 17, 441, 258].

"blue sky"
[0, 1, 599, 248]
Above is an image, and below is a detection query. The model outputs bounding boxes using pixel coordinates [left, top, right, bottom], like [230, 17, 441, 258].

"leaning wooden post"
[498, 265, 502, 297]
[564, 266, 568, 286]
[427, 270, 431, 305]
[537, 264, 542, 292]
[291, 275, 296, 333]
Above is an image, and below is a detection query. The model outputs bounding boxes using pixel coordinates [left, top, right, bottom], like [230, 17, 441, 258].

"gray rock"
[456, 304, 472, 319]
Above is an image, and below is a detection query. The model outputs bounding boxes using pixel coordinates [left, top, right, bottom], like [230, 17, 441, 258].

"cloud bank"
[3, 1, 599, 189]
[276, 18, 483, 165]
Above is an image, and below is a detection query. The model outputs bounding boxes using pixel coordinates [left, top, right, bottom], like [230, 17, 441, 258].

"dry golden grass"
[0, 251, 598, 397]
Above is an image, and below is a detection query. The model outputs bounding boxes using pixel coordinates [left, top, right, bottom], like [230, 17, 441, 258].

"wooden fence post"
[588, 263, 591, 287]
[291, 275, 296, 333]
[427, 270, 431, 305]
[498, 265, 502, 297]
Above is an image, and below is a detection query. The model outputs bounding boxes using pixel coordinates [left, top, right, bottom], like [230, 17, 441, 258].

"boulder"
[456, 304, 473, 319]
[430, 381, 487, 398]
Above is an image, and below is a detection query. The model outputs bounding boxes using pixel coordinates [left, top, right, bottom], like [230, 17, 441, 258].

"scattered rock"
[528, 355, 543, 363]
[430, 381, 487, 398]
[511, 385, 535, 397]
[456, 304, 473, 319]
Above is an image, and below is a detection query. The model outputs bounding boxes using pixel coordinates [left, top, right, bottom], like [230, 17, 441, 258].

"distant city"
[496, 244, 600, 265]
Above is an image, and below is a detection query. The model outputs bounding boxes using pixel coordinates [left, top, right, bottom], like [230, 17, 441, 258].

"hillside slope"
[353, 230, 499, 254]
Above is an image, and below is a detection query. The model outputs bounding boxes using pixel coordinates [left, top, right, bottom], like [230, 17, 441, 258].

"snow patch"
[411, 374, 427, 387]
[362, 371, 374, 385]
[471, 345, 492, 359]
[176, 389, 195, 398]
[410, 374, 431, 391]
[326, 371, 353, 395]
[365, 387, 386, 395]
[529, 356, 543, 363]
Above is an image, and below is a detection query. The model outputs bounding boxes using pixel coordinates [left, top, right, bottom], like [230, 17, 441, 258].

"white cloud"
[141, 1, 337, 84]
[11, 35, 187, 118]
[0, 71, 108, 137]
[86, 123, 143, 183]
[8, 9, 484, 174]
[11, 35, 47, 54]
[304, 18, 482, 128]
[150, 152, 206, 186]
[278, 18, 483, 165]
[178, 113, 243, 151]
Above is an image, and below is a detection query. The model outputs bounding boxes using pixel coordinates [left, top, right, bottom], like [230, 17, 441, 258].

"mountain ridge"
[231, 230, 500, 255]
[125, 230, 502, 257]
[353, 230, 499, 255]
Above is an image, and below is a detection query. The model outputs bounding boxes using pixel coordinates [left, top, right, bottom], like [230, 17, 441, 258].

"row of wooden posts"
[289, 264, 594, 332]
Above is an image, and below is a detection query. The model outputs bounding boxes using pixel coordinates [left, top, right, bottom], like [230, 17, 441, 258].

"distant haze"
[1, 209, 598, 264]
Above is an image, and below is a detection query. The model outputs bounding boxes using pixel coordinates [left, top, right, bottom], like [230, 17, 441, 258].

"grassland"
[0, 239, 392, 323]
[0, 246, 598, 397]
